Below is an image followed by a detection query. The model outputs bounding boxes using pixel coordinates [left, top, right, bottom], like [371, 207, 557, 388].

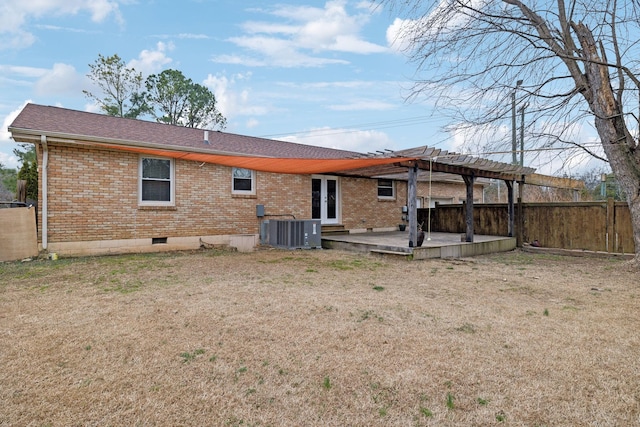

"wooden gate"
[0, 206, 38, 262]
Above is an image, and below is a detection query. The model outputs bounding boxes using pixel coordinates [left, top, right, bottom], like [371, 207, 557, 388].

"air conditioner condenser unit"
[264, 219, 322, 249]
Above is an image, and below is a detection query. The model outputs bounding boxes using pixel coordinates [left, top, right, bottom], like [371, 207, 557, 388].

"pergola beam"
[524, 173, 585, 189]
[395, 160, 524, 181]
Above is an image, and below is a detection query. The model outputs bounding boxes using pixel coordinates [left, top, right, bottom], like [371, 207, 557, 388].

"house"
[9, 103, 498, 257]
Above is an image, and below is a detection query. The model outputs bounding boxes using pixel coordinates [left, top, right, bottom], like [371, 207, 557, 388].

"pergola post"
[462, 174, 475, 242]
[375, 154, 538, 247]
[517, 180, 524, 247]
[408, 164, 418, 247]
[506, 180, 514, 237]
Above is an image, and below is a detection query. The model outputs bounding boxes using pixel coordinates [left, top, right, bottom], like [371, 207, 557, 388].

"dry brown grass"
[1, 248, 639, 426]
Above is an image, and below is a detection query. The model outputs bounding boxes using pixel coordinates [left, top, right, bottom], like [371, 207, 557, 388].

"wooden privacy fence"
[420, 199, 634, 254]
[0, 206, 38, 262]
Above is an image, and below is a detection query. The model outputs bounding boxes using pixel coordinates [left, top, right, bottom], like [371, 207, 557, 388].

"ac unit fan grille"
[265, 219, 322, 249]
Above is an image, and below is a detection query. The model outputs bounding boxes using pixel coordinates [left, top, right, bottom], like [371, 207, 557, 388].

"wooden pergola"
[333, 146, 582, 248]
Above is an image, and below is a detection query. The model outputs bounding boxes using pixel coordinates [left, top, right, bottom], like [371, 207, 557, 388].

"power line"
[258, 115, 442, 139]
[471, 144, 603, 157]
[257, 116, 604, 159]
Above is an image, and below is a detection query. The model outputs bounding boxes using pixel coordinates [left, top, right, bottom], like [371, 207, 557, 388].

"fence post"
[607, 198, 615, 252]
[506, 181, 514, 237]
[16, 180, 27, 203]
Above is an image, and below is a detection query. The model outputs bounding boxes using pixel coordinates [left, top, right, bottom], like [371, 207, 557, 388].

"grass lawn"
[0, 249, 638, 426]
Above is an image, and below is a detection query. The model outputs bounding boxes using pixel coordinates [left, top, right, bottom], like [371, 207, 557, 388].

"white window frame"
[138, 156, 175, 206]
[377, 178, 395, 199]
[232, 167, 256, 195]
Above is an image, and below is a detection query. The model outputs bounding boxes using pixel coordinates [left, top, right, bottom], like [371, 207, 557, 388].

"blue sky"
[0, 0, 450, 169]
[0, 0, 606, 176]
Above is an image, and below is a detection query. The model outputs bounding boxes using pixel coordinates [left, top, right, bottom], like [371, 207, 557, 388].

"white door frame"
[311, 175, 340, 224]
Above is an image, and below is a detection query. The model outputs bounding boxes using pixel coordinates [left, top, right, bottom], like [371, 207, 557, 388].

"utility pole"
[511, 80, 523, 165]
[519, 102, 527, 166]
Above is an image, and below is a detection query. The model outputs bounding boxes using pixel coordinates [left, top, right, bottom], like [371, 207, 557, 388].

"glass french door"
[312, 176, 339, 224]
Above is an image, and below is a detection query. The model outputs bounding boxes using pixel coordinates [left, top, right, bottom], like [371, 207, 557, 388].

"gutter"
[41, 135, 48, 250]
[8, 127, 269, 158]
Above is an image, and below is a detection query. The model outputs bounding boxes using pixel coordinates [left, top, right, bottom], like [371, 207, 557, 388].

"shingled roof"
[9, 103, 359, 159]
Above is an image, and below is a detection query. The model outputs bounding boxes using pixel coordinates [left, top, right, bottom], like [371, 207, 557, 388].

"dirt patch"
[1, 249, 638, 426]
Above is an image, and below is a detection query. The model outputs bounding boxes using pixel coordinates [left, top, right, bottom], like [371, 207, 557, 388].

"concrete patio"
[321, 230, 516, 260]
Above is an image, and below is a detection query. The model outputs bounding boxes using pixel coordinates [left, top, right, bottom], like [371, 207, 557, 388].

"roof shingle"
[9, 103, 359, 159]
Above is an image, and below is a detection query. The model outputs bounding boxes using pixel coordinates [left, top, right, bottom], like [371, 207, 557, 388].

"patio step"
[370, 249, 413, 260]
[322, 224, 349, 235]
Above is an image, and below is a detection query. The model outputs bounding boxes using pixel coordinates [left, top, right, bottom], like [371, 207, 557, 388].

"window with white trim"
[232, 167, 255, 194]
[377, 178, 395, 199]
[139, 156, 174, 205]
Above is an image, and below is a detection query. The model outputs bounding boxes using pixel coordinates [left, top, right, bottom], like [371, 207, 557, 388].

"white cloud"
[213, 50, 348, 68]
[242, 22, 298, 35]
[176, 33, 209, 40]
[127, 42, 174, 76]
[386, 17, 415, 53]
[210, 54, 268, 68]
[0, 63, 83, 97]
[0, 151, 19, 170]
[35, 24, 100, 34]
[84, 102, 102, 114]
[277, 80, 373, 90]
[280, 127, 396, 153]
[291, 0, 386, 53]
[215, 35, 350, 68]
[329, 100, 395, 111]
[151, 33, 211, 40]
[203, 72, 270, 120]
[0, 65, 49, 79]
[328, 35, 387, 54]
[356, 1, 382, 14]
[203, 74, 234, 117]
[245, 118, 260, 128]
[1, 101, 31, 169]
[215, 0, 387, 68]
[0, 31, 37, 50]
[527, 122, 605, 176]
[0, 0, 123, 50]
[386, 0, 490, 54]
[34, 63, 83, 95]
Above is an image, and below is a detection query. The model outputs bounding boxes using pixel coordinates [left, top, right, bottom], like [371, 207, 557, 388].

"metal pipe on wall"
[41, 135, 48, 250]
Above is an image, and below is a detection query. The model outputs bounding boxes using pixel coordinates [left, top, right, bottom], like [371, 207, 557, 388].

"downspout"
[41, 135, 48, 250]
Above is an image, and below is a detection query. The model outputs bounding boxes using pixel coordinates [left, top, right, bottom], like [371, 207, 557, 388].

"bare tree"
[84, 54, 147, 119]
[384, 0, 640, 262]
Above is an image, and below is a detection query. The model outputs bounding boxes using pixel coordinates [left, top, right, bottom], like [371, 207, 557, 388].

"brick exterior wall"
[38, 144, 309, 242]
[340, 177, 481, 230]
[35, 143, 482, 253]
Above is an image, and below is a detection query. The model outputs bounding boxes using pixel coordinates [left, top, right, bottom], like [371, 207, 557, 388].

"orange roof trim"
[102, 144, 416, 174]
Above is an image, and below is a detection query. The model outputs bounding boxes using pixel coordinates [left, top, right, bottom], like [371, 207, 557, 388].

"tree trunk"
[594, 117, 640, 260]
[573, 23, 640, 262]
